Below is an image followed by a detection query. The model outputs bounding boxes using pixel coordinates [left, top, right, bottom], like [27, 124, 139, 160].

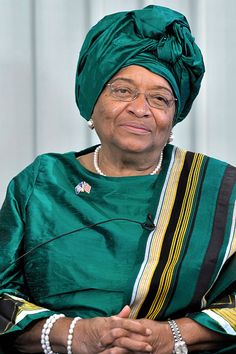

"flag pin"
[75, 181, 91, 195]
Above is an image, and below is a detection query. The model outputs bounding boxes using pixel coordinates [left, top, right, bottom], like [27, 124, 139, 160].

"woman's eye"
[152, 95, 168, 103]
[154, 95, 164, 101]
[116, 87, 131, 94]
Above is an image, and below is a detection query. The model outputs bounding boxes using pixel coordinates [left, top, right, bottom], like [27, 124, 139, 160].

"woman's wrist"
[14, 315, 83, 354]
[67, 317, 81, 354]
[174, 317, 226, 352]
[41, 314, 66, 354]
[49, 316, 75, 353]
[13, 317, 71, 353]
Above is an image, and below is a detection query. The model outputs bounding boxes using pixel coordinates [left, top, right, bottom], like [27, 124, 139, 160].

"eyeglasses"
[107, 82, 177, 110]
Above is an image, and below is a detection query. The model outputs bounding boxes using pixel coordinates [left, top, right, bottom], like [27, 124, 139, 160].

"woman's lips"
[120, 123, 151, 134]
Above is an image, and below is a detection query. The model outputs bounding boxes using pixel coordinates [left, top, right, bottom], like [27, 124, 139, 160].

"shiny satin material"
[0, 148, 164, 319]
[0, 146, 236, 354]
[75, 5, 205, 124]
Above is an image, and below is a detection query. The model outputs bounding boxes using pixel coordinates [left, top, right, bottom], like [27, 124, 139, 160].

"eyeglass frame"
[106, 81, 177, 110]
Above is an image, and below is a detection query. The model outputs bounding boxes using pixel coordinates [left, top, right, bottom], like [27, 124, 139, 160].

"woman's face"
[92, 65, 176, 155]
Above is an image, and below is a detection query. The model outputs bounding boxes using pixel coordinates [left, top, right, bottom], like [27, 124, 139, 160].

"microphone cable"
[4, 213, 156, 271]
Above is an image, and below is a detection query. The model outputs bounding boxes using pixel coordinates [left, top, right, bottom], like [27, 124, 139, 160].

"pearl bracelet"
[67, 317, 81, 354]
[41, 313, 65, 354]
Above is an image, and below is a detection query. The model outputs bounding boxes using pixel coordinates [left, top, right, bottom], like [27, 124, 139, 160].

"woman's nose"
[127, 93, 151, 118]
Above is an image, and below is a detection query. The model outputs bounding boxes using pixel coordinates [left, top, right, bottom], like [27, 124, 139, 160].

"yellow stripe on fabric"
[6, 294, 49, 324]
[147, 153, 204, 320]
[211, 308, 236, 331]
[130, 148, 186, 318]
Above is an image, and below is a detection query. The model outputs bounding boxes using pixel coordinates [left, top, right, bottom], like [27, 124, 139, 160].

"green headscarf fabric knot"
[75, 5, 205, 125]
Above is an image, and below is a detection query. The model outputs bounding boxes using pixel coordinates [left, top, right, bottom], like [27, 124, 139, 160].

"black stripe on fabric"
[0, 294, 22, 334]
[190, 164, 236, 311]
[161, 157, 209, 320]
[137, 151, 196, 318]
[208, 294, 235, 309]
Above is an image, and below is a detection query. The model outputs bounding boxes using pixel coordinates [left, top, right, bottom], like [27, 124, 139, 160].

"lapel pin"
[75, 181, 91, 195]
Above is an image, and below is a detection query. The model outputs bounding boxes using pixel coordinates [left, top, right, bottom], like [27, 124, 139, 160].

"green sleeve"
[0, 157, 56, 336]
[187, 180, 236, 352]
[188, 272, 236, 335]
[187, 245, 236, 352]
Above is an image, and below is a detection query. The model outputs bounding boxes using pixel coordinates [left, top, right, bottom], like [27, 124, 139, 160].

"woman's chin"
[114, 141, 156, 154]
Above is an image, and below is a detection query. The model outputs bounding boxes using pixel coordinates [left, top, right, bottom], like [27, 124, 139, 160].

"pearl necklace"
[93, 145, 163, 176]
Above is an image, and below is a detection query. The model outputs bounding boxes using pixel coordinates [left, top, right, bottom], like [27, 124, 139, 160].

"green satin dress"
[0, 144, 235, 354]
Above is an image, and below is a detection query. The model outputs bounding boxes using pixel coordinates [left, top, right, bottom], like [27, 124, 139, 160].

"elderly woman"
[0, 5, 235, 354]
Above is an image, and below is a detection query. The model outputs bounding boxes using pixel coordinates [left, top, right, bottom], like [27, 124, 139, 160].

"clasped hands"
[71, 305, 173, 354]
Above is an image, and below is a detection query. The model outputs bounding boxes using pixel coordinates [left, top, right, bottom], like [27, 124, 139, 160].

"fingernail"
[146, 344, 152, 351]
[146, 328, 152, 335]
[98, 342, 104, 349]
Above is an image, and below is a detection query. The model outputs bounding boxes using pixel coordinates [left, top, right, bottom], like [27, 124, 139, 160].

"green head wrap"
[75, 5, 205, 125]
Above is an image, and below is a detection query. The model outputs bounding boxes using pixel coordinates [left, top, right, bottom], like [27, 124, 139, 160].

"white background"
[1, 0, 236, 205]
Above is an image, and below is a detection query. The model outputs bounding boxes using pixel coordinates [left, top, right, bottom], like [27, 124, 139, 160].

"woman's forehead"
[111, 65, 173, 91]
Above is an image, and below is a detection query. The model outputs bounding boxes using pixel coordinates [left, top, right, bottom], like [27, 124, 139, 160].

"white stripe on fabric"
[203, 309, 236, 335]
[130, 146, 177, 306]
[4, 293, 50, 324]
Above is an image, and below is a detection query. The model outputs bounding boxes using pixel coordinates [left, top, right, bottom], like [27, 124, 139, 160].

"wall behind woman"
[0, 0, 235, 205]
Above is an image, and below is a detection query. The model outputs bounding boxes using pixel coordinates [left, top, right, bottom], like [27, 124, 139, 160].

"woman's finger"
[100, 329, 152, 351]
[116, 305, 131, 318]
[99, 348, 131, 354]
[111, 336, 152, 353]
[109, 316, 152, 336]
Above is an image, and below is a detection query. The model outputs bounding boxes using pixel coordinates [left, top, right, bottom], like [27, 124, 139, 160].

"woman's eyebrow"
[110, 77, 134, 83]
[111, 77, 173, 94]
